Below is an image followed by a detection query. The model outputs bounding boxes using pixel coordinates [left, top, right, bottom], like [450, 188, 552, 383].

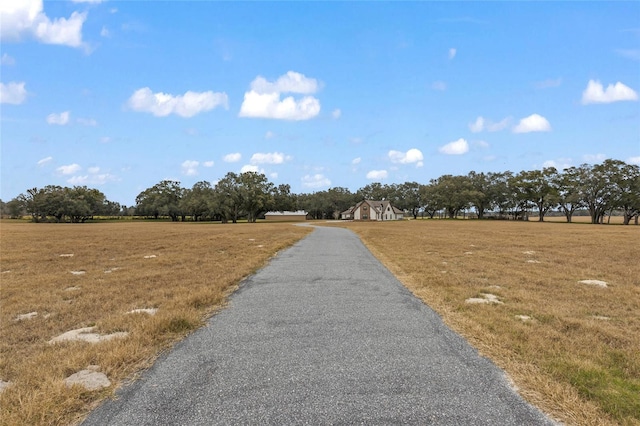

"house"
[264, 210, 310, 222]
[341, 200, 404, 221]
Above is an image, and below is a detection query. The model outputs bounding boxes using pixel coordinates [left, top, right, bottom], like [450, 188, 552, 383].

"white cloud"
[77, 117, 97, 126]
[332, 108, 341, 119]
[513, 114, 551, 133]
[388, 148, 424, 167]
[269, 172, 278, 180]
[1, 53, 15, 66]
[302, 174, 331, 189]
[627, 156, 640, 165]
[432, 81, 447, 91]
[543, 158, 573, 170]
[473, 140, 490, 149]
[47, 111, 70, 125]
[439, 138, 469, 155]
[581, 80, 638, 104]
[239, 91, 320, 121]
[250, 152, 291, 165]
[57, 163, 81, 175]
[265, 130, 275, 139]
[223, 153, 242, 163]
[203, 161, 214, 167]
[352, 157, 361, 165]
[37, 156, 52, 166]
[100, 26, 110, 37]
[583, 154, 607, 163]
[449, 48, 457, 59]
[87, 166, 100, 174]
[181, 160, 199, 176]
[239, 71, 321, 120]
[0, 81, 27, 104]
[67, 173, 117, 185]
[366, 170, 388, 180]
[469, 117, 485, 133]
[100, 136, 111, 143]
[240, 164, 261, 174]
[250, 71, 319, 95]
[469, 116, 510, 133]
[127, 87, 229, 117]
[0, 0, 87, 48]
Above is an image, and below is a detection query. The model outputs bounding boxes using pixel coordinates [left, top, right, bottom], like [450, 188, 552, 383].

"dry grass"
[331, 219, 639, 425]
[0, 221, 311, 425]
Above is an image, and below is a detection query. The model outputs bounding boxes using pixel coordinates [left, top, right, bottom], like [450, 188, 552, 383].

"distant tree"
[272, 183, 297, 212]
[181, 181, 214, 221]
[609, 162, 640, 225]
[418, 183, 441, 218]
[357, 182, 393, 201]
[553, 167, 584, 223]
[213, 172, 243, 223]
[432, 175, 473, 218]
[5, 198, 24, 219]
[511, 168, 558, 221]
[394, 182, 422, 219]
[135, 180, 184, 221]
[239, 172, 275, 222]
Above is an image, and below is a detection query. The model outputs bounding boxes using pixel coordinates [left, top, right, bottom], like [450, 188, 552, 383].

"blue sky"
[1, 1, 639, 205]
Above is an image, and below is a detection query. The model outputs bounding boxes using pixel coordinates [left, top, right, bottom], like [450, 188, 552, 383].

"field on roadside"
[332, 219, 639, 425]
[0, 221, 311, 426]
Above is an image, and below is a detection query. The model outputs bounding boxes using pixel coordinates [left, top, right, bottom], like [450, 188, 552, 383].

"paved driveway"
[83, 226, 555, 425]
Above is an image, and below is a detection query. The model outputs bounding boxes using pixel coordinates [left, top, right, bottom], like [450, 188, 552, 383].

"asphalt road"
[83, 226, 556, 425]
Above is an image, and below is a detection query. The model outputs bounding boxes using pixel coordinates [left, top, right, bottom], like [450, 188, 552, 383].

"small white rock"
[65, 286, 81, 291]
[0, 380, 11, 393]
[70, 270, 86, 275]
[127, 308, 158, 315]
[466, 293, 503, 305]
[143, 255, 157, 259]
[579, 279, 608, 288]
[526, 260, 541, 264]
[464, 251, 473, 255]
[515, 315, 533, 321]
[1, 270, 11, 274]
[59, 254, 74, 257]
[522, 251, 536, 255]
[15, 312, 38, 321]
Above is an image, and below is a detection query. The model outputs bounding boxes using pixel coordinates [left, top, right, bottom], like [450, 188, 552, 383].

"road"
[83, 226, 555, 425]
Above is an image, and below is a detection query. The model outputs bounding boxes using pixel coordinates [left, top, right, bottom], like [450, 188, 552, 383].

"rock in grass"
[579, 279, 608, 288]
[64, 367, 110, 391]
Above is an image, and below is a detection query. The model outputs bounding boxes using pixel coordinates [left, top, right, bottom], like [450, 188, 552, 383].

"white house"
[341, 200, 404, 221]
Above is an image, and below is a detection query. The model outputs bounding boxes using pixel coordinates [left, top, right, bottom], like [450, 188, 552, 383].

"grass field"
[0, 221, 311, 425]
[1, 219, 638, 425]
[331, 219, 640, 425]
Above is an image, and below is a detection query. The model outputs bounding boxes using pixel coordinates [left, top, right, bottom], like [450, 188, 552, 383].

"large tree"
[135, 180, 184, 221]
[511, 167, 558, 221]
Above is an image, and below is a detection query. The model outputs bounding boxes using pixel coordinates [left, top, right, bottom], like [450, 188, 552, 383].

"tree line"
[2, 159, 639, 225]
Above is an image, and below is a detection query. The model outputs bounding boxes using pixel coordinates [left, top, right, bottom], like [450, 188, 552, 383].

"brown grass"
[0, 221, 311, 425]
[330, 219, 639, 425]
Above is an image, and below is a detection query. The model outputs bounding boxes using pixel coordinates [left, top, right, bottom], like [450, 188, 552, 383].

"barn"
[264, 210, 310, 222]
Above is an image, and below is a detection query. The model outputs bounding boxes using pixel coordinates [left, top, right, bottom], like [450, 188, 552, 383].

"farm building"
[341, 200, 404, 221]
[264, 210, 310, 221]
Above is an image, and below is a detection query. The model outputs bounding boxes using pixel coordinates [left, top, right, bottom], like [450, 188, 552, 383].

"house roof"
[264, 210, 308, 216]
[344, 200, 404, 215]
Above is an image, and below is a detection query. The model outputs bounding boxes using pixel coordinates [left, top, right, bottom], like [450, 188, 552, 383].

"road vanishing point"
[83, 226, 556, 425]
